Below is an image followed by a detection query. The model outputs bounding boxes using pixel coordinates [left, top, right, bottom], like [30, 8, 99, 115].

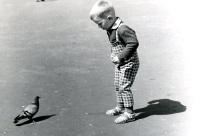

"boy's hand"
[112, 56, 120, 64]
[118, 88, 124, 94]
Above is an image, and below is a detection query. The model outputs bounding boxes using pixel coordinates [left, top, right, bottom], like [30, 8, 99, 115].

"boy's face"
[92, 16, 113, 31]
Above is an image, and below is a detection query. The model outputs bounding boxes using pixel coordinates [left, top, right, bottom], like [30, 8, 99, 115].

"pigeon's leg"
[29, 119, 36, 125]
[27, 117, 36, 124]
[23, 111, 35, 123]
[32, 119, 36, 123]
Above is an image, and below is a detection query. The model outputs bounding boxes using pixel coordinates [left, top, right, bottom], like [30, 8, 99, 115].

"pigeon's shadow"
[134, 99, 186, 120]
[15, 114, 56, 126]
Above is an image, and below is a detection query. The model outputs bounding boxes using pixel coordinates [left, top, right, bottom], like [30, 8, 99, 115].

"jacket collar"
[110, 17, 122, 30]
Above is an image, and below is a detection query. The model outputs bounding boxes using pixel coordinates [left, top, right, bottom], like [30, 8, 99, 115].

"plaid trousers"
[114, 58, 139, 107]
[111, 44, 139, 107]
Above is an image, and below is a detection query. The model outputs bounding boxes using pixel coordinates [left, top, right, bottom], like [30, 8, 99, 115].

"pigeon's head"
[35, 96, 41, 100]
[32, 96, 41, 104]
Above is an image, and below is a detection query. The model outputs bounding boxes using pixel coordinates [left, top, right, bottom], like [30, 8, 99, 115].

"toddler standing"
[89, 0, 139, 124]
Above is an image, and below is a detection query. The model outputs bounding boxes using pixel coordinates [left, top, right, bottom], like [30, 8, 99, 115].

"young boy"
[89, 0, 139, 124]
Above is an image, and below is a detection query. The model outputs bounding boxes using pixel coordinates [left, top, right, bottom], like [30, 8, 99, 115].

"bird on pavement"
[13, 96, 41, 124]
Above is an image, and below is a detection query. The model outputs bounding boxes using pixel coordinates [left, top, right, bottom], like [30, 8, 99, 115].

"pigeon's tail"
[13, 119, 19, 124]
[13, 114, 20, 123]
[13, 114, 26, 124]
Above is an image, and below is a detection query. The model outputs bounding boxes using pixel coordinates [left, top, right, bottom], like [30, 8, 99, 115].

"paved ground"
[0, 0, 200, 136]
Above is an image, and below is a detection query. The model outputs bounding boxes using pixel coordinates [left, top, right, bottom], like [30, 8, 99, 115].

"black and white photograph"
[0, 0, 199, 135]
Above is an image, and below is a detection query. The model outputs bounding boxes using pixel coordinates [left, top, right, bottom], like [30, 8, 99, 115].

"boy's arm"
[117, 25, 139, 63]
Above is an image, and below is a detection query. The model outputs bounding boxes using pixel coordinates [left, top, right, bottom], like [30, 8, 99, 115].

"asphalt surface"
[0, 0, 200, 135]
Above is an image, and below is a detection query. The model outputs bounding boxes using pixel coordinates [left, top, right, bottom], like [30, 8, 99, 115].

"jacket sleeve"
[117, 25, 139, 63]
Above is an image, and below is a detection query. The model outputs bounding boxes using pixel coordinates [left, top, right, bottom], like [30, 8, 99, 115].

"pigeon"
[13, 96, 41, 124]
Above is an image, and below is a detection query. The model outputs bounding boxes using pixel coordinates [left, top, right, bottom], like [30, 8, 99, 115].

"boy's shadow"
[15, 114, 56, 126]
[134, 99, 186, 120]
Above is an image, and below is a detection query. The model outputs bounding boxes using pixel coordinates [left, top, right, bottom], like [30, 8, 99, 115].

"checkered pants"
[114, 58, 139, 107]
[110, 29, 139, 107]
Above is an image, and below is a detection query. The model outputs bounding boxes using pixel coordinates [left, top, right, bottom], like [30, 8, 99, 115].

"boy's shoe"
[114, 112, 135, 124]
[106, 107, 124, 116]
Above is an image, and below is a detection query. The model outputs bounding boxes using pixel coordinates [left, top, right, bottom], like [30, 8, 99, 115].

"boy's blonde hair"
[89, 0, 115, 20]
